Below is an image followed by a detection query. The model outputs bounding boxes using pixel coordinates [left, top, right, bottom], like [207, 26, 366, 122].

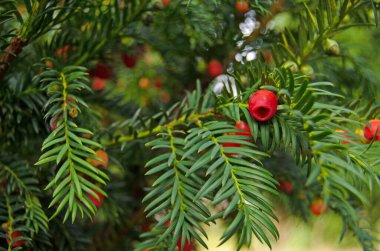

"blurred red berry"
[90, 63, 113, 79]
[177, 236, 193, 251]
[235, 0, 249, 14]
[221, 141, 240, 157]
[207, 60, 223, 78]
[220, 121, 252, 156]
[162, 0, 170, 7]
[67, 97, 75, 103]
[87, 150, 109, 168]
[278, 179, 293, 194]
[139, 78, 150, 90]
[92, 77, 106, 91]
[56, 45, 68, 55]
[122, 53, 138, 68]
[235, 121, 252, 137]
[221, 142, 240, 148]
[6, 231, 25, 247]
[87, 190, 104, 208]
[56, 45, 70, 60]
[364, 120, 380, 142]
[154, 77, 163, 89]
[310, 198, 328, 216]
[46, 61, 54, 68]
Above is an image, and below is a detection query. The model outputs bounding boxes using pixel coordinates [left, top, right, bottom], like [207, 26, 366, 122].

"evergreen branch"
[24, 195, 49, 234]
[0, 0, 379, 249]
[0, 0, 84, 81]
[276, 0, 375, 65]
[0, 155, 48, 236]
[305, 122, 379, 249]
[62, 0, 151, 66]
[188, 121, 278, 248]
[34, 62, 109, 222]
[0, 161, 30, 193]
[138, 127, 210, 250]
[0, 84, 47, 144]
[134, 65, 375, 248]
[1, 193, 30, 250]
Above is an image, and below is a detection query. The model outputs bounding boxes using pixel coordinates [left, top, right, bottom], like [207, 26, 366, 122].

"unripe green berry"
[342, 15, 350, 24]
[323, 38, 340, 56]
[282, 61, 299, 73]
[301, 64, 314, 78]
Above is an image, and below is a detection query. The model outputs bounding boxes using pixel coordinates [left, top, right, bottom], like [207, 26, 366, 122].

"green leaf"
[56, 145, 68, 164]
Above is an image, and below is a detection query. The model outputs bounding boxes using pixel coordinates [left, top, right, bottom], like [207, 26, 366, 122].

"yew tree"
[0, 0, 380, 250]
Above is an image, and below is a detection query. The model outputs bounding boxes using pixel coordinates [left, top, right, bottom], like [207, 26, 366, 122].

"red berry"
[56, 45, 69, 55]
[67, 97, 76, 103]
[92, 77, 106, 91]
[221, 142, 240, 148]
[87, 150, 109, 168]
[46, 61, 54, 68]
[6, 231, 25, 247]
[235, 121, 252, 137]
[220, 121, 252, 156]
[364, 120, 380, 142]
[235, 0, 249, 14]
[87, 190, 104, 208]
[162, 0, 170, 7]
[122, 53, 138, 68]
[56, 45, 70, 61]
[90, 63, 113, 79]
[154, 77, 163, 89]
[177, 236, 193, 251]
[248, 90, 278, 122]
[310, 198, 327, 216]
[278, 179, 293, 194]
[139, 77, 150, 90]
[221, 142, 240, 157]
[207, 60, 223, 78]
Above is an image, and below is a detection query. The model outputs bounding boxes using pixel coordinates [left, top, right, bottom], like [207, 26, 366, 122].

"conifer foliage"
[0, 0, 380, 250]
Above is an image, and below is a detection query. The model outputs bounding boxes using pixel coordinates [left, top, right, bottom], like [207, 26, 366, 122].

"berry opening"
[254, 106, 270, 120]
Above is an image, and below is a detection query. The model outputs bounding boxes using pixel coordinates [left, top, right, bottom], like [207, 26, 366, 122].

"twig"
[0, 36, 28, 81]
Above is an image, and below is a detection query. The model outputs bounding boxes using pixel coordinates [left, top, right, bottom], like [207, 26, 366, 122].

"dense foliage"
[1, 0, 380, 250]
